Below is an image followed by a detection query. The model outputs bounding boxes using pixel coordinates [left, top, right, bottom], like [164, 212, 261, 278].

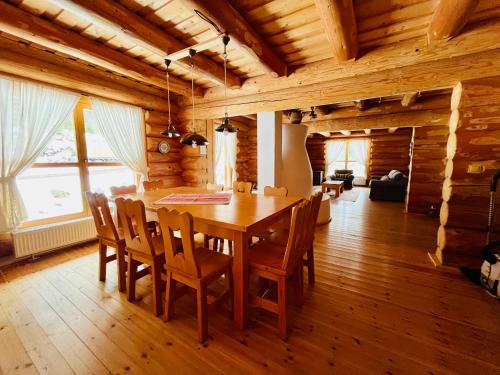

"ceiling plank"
[0, 1, 199, 97]
[313, 0, 357, 61]
[401, 92, 419, 107]
[46, 0, 240, 88]
[0, 37, 169, 111]
[428, 0, 479, 42]
[308, 109, 450, 133]
[177, 0, 287, 77]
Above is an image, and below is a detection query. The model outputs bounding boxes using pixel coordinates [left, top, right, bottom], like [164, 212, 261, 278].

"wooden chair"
[206, 183, 224, 192]
[110, 184, 137, 196]
[116, 198, 170, 316]
[263, 186, 288, 197]
[86, 192, 127, 292]
[267, 192, 322, 285]
[248, 199, 310, 340]
[158, 208, 233, 343]
[233, 181, 253, 193]
[143, 180, 165, 191]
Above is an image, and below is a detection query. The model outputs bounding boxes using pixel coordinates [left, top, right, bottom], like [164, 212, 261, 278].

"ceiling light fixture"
[215, 35, 238, 135]
[180, 49, 209, 148]
[160, 58, 180, 138]
[309, 106, 317, 120]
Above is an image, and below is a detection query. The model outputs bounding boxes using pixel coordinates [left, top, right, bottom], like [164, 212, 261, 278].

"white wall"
[257, 112, 282, 193]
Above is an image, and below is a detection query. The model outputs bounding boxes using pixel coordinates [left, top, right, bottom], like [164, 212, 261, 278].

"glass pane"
[88, 166, 135, 196]
[83, 108, 119, 162]
[17, 167, 83, 221]
[35, 114, 77, 163]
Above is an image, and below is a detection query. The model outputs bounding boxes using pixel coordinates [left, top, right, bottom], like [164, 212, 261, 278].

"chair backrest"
[86, 192, 120, 242]
[157, 208, 201, 278]
[116, 198, 156, 256]
[302, 192, 322, 252]
[233, 181, 253, 193]
[110, 184, 137, 196]
[206, 183, 224, 192]
[143, 180, 165, 191]
[263, 186, 288, 197]
[281, 200, 310, 273]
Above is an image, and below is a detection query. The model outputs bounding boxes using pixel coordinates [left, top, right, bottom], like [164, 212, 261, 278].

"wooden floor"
[1, 188, 499, 374]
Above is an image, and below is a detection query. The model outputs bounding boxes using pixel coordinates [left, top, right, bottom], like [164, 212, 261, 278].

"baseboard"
[427, 251, 441, 267]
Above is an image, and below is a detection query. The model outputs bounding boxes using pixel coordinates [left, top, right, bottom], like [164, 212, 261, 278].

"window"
[17, 97, 135, 225]
[326, 139, 370, 184]
[214, 131, 237, 188]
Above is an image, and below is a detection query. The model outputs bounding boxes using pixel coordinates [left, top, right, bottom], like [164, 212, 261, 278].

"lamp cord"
[224, 41, 228, 119]
[191, 54, 195, 134]
[166, 63, 171, 124]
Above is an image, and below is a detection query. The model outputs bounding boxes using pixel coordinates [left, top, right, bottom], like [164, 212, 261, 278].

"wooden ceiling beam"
[46, 0, 240, 88]
[202, 19, 500, 103]
[314, 0, 358, 61]
[0, 1, 199, 97]
[307, 109, 450, 134]
[428, 0, 479, 42]
[0, 37, 169, 111]
[401, 92, 419, 107]
[177, 0, 287, 77]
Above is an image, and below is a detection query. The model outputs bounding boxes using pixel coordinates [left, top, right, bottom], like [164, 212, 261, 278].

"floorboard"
[1, 188, 499, 374]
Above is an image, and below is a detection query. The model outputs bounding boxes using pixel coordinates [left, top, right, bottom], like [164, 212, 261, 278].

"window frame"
[327, 138, 371, 175]
[19, 96, 129, 228]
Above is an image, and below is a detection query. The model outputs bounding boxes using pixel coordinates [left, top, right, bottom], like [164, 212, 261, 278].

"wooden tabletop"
[322, 181, 344, 186]
[113, 186, 302, 233]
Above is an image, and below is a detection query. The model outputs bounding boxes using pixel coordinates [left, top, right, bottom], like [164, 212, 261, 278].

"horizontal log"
[152, 176, 184, 188]
[453, 77, 500, 109]
[440, 201, 499, 231]
[442, 181, 491, 205]
[0, 36, 169, 111]
[437, 225, 486, 255]
[147, 152, 182, 164]
[148, 163, 183, 177]
[308, 109, 450, 133]
[145, 111, 180, 126]
[445, 158, 500, 184]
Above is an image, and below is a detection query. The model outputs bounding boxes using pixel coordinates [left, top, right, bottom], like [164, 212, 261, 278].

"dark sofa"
[369, 170, 408, 202]
[330, 169, 355, 190]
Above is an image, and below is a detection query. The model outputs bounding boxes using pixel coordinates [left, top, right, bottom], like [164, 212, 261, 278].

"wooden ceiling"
[2, 0, 499, 94]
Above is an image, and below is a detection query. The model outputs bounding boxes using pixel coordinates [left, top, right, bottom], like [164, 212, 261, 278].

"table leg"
[232, 231, 249, 329]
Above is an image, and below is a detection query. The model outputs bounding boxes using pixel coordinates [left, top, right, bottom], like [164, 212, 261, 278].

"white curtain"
[326, 140, 346, 176]
[348, 139, 370, 184]
[0, 76, 79, 232]
[90, 97, 148, 186]
[214, 131, 237, 188]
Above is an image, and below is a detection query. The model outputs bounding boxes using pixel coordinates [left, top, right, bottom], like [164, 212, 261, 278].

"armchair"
[369, 170, 408, 202]
[330, 169, 355, 190]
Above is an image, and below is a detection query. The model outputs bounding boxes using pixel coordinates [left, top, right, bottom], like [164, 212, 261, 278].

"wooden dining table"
[114, 186, 302, 329]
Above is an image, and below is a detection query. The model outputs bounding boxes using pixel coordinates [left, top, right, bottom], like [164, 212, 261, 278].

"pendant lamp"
[160, 59, 180, 138]
[180, 49, 209, 148]
[215, 35, 238, 135]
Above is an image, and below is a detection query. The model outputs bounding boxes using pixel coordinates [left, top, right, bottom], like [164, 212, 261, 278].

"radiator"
[12, 217, 97, 258]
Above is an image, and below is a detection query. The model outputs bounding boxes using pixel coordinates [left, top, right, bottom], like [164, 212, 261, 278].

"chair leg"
[277, 276, 288, 341]
[203, 234, 210, 249]
[213, 238, 219, 251]
[294, 263, 304, 307]
[98, 240, 107, 282]
[165, 271, 176, 321]
[151, 261, 163, 316]
[196, 283, 208, 344]
[116, 245, 127, 292]
[127, 256, 138, 302]
[259, 277, 270, 296]
[218, 239, 225, 253]
[227, 268, 234, 316]
[228, 240, 233, 256]
[307, 245, 315, 285]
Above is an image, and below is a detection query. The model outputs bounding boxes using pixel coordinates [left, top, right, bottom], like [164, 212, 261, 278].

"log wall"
[144, 110, 186, 188]
[435, 76, 500, 267]
[407, 126, 449, 214]
[306, 136, 327, 173]
[368, 128, 412, 177]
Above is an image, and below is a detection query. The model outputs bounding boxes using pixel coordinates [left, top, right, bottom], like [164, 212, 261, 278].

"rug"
[338, 190, 360, 202]
[154, 193, 232, 205]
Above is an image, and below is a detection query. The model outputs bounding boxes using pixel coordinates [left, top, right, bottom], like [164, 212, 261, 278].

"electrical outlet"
[467, 163, 485, 174]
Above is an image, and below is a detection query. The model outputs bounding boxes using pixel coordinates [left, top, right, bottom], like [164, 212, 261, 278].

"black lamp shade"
[215, 116, 238, 134]
[180, 132, 209, 147]
[161, 121, 180, 138]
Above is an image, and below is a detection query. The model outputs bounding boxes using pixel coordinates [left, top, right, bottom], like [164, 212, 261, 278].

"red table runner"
[154, 193, 232, 205]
